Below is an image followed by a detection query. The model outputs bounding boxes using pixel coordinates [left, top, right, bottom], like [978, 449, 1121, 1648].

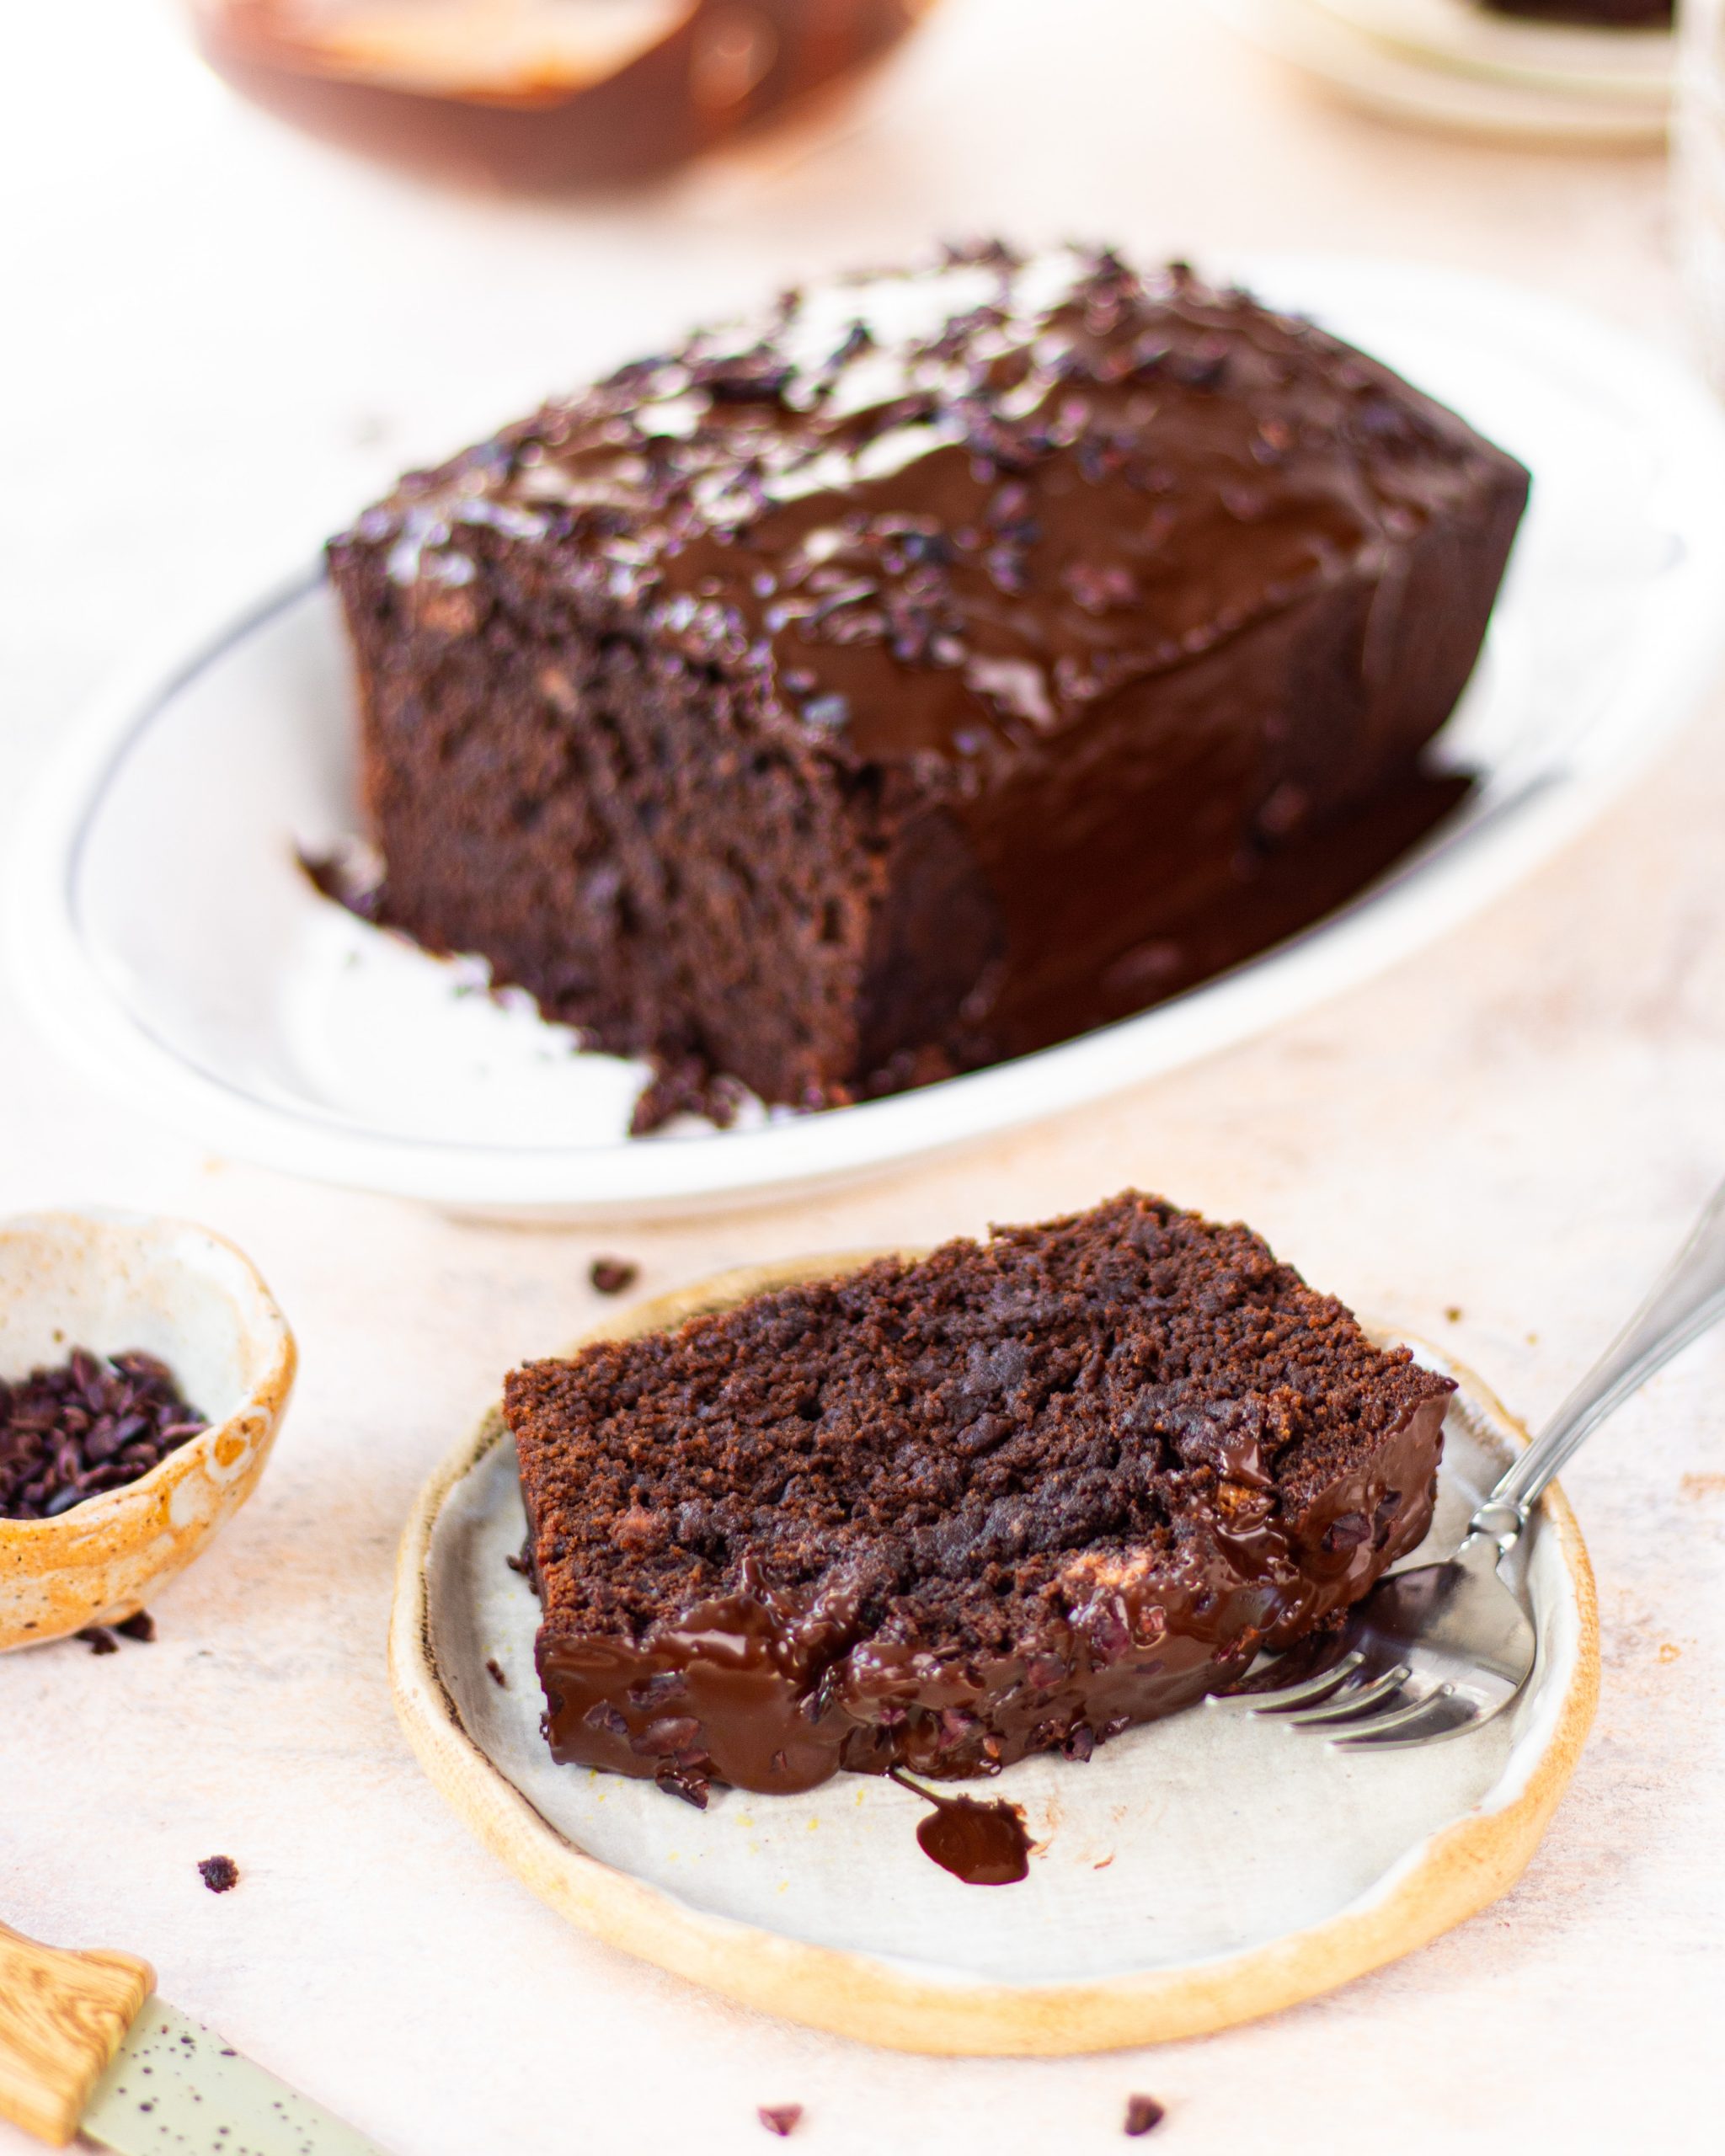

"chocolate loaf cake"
[328, 244, 1527, 1127]
[505, 1193, 1454, 1804]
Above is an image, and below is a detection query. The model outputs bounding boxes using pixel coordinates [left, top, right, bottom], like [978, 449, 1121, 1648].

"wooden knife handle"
[0, 1919, 154, 2146]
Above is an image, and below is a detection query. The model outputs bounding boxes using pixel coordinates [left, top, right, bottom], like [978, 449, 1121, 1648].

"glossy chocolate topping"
[508, 1194, 1454, 1805]
[362, 242, 1507, 774]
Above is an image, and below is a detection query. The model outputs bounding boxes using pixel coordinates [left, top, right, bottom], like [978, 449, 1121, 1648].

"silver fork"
[1221, 1181, 1725, 1750]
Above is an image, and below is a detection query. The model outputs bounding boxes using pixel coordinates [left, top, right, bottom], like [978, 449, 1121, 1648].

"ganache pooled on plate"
[328, 243, 1527, 1128]
[505, 1192, 1455, 1806]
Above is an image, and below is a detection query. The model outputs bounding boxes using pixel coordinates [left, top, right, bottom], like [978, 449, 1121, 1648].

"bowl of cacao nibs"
[0, 1210, 296, 1648]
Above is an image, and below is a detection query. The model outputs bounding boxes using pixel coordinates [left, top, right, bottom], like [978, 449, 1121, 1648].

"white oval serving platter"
[388, 1258, 1598, 2056]
[12, 260, 1725, 1220]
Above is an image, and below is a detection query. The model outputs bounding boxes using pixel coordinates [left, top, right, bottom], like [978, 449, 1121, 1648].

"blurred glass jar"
[1676, 0, 1725, 391]
[187, 0, 937, 189]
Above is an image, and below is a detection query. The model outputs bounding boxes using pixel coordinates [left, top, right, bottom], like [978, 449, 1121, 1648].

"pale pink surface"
[1, 3, 1721, 2152]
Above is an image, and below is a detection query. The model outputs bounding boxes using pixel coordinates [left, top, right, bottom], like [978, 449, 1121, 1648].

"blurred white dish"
[1215, 0, 1669, 139]
[1314, 0, 1670, 97]
[12, 259, 1725, 1222]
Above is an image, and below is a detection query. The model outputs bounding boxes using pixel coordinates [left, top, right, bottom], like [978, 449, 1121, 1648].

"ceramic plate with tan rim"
[389, 1255, 1598, 2056]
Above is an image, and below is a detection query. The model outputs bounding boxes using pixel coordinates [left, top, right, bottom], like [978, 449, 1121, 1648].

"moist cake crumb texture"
[506, 1192, 1453, 1799]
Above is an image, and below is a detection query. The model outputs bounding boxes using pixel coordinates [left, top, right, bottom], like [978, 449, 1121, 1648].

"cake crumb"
[1658, 1642, 1682, 1663]
[486, 1657, 509, 1687]
[757, 2105, 803, 2138]
[1124, 2094, 1167, 2136]
[198, 1856, 240, 1894]
[590, 1257, 639, 1297]
[77, 1626, 119, 1655]
[116, 1611, 156, 1642]
[1444, 1306, 1462, 1324]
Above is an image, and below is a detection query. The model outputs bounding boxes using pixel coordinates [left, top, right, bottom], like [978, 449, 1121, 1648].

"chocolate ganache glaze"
[505, 1196, 1454, 1806]
[330, 243, 1527, 1118]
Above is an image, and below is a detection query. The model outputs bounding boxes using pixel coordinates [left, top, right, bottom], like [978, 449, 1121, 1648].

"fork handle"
[1473, 1180, 1725, 1541]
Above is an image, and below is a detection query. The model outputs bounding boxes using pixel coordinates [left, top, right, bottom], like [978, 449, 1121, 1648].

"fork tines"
[1220, 1656, 1479, 1748]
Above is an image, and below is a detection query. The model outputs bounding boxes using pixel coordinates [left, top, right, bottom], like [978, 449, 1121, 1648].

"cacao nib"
[1124, 2093, 1167, 2136]
[0, 1349, 206, 1521]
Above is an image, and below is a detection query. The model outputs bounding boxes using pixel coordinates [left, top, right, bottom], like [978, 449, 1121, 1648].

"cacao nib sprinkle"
[654, 1759, 711, 1809]
[696, 349, 793, 405]
[1124, 2094, 1167, 2136]
[485, 1657, 509, 1689]
[296, 841, 384, 923]
[0, 1348, 207, 1521]
[115, 1611, 157, 1642]
[827, 320, 873, 369]
[77, 1626, 120, 1656]
[589, 1257, 639, 1297]
[757, 2106, 803, 2138]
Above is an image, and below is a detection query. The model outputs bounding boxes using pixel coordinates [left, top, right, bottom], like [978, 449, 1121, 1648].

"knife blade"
[80, 1999, 387, 2156]
[0, 1919, 387, 2155]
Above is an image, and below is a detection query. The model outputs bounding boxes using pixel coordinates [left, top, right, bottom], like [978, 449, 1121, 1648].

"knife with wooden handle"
[0, 1919, 387, 2153]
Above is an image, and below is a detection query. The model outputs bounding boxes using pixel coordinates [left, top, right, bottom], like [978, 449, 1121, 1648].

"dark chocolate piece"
[329, 245, 1526, 1120]
[197, 1856, 240, 1894]
[77, 1626, 120, 1656]
[507, 1192, 1452, 1797]
[115, 1611, 156, 1642]
[590, 1258, 640, 1297]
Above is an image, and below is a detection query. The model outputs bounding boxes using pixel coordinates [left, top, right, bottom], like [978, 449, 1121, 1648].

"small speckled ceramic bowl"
[0, 1211, 296, 1649]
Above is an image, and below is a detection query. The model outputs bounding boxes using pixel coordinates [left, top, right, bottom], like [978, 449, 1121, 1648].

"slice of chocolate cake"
[328, 243, 1528, 1127]
[505, 1193, 1453, 1804]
